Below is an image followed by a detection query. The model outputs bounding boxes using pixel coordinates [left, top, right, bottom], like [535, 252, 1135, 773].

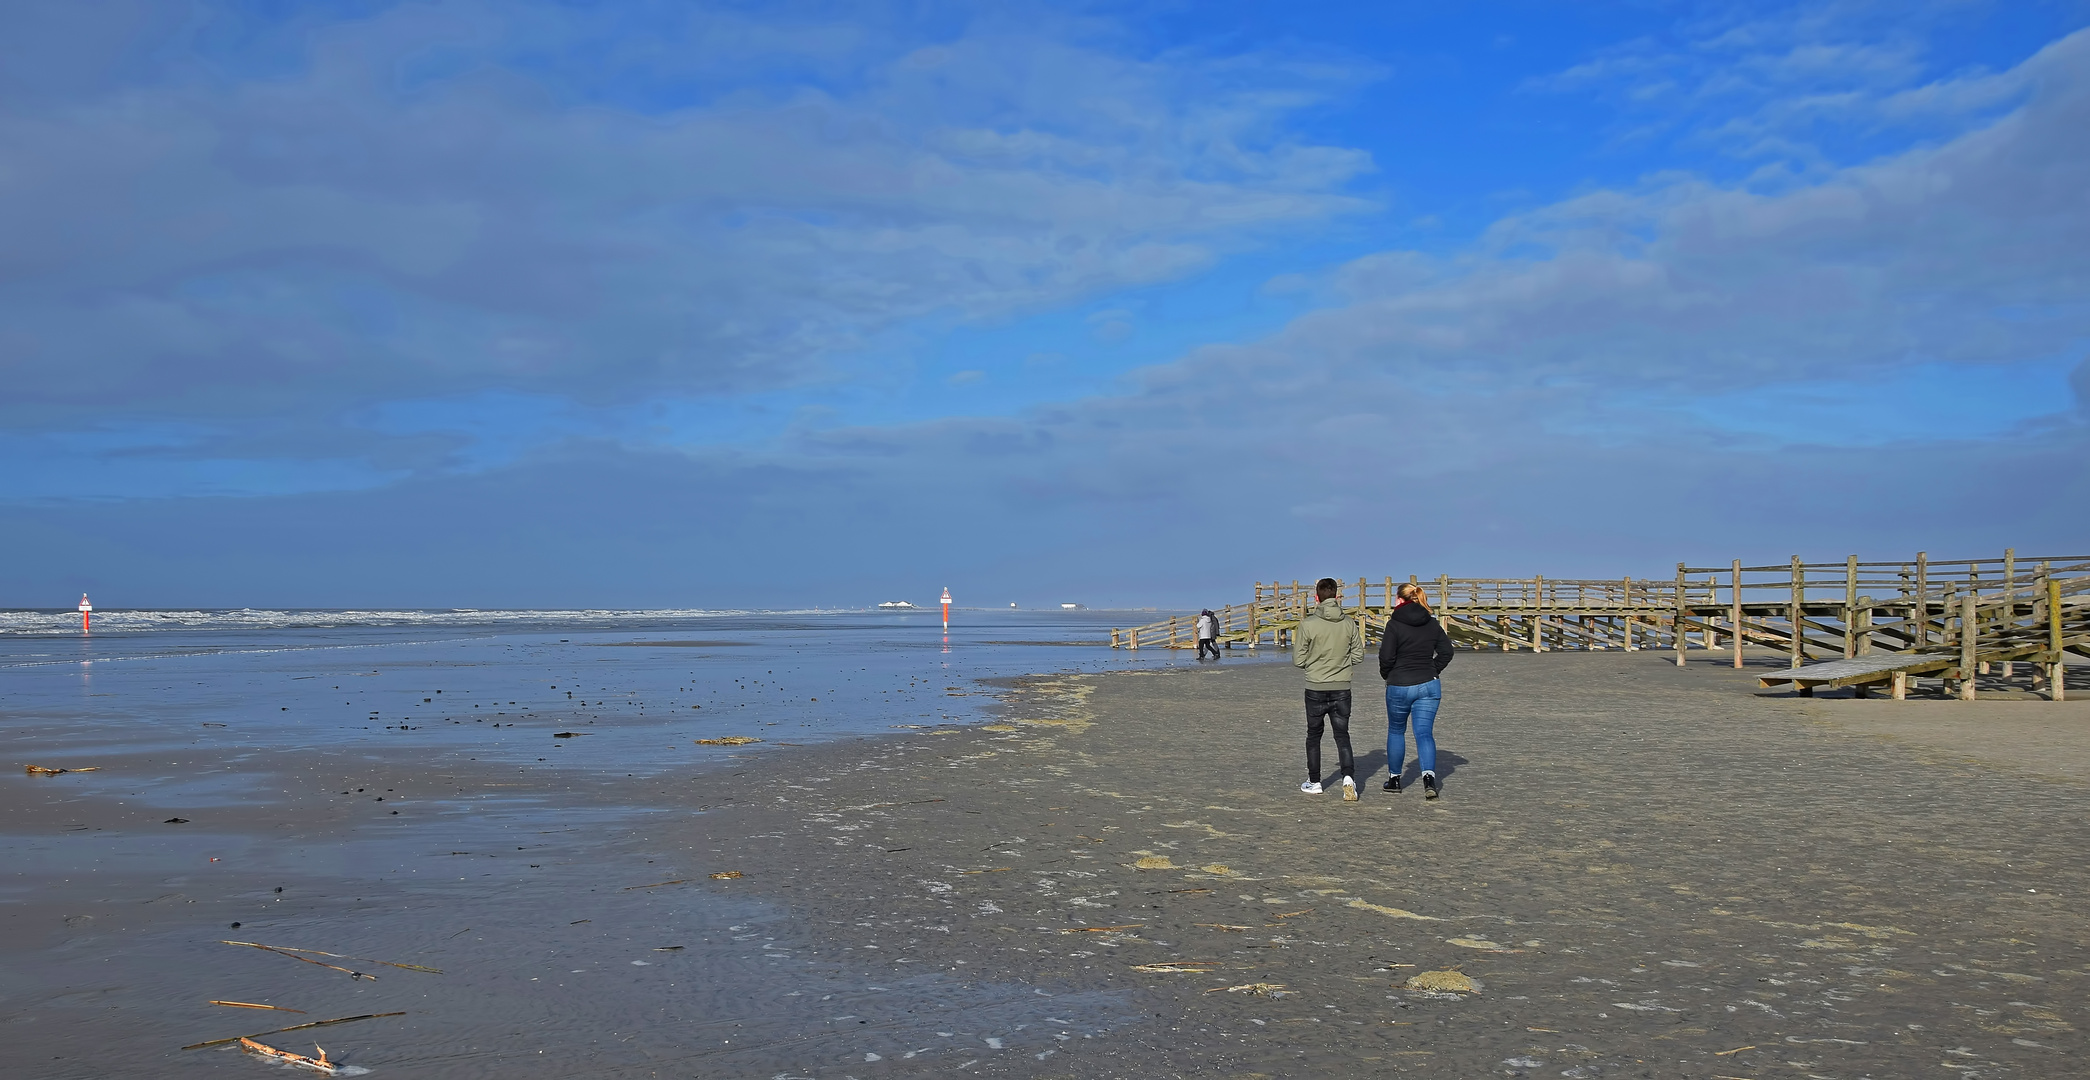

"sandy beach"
[6, 650, 2089, 1077]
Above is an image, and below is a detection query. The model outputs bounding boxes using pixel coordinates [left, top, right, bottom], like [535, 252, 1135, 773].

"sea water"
[0, 609, 1272, 1077]
[0, 607, 1257, 764]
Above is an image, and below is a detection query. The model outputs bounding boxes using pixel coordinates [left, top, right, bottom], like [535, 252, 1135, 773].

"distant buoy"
[941, 587, 952, 631]
[77, 593, 93, 633]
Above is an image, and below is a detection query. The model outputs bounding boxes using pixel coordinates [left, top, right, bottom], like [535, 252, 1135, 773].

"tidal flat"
[6, 647, 2089, 1078]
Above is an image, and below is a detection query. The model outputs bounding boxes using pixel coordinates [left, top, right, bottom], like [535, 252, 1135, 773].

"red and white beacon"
[940, 587, 952, 631]
[77, 593, 93, 632]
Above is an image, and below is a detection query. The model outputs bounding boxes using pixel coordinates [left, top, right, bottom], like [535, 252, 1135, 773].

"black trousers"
[1304, 688, 1354, 782]
[1197, 637, 1219, 659]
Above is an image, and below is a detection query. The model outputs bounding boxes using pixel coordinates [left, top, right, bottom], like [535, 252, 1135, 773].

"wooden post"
[2002, 548, 2016, 677]
[1958, 591, 1979, 701]
[1168, 615, 1179, 648]
[2051, 575, 2067, 703]
[1913, 551, 1929, 647]
[1623, 576, 1637, 650]
[1673, 563, 1687, 667]
[1730, 560, 1744, 670]
[1111, 628, 1120, 648]
[1843, 555, 1858, 659]
[1437, 573, 1449, 611]
[1790, 555, 1805, 669]
[1531, 574, 1543, 652]
[1856, 598, 1873, 656]
[1892, 670, 1907, 700]
[1129, 627, 1139, 650]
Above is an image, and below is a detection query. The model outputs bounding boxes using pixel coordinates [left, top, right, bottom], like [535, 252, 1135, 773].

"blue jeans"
[1384, 679, 1441, 779]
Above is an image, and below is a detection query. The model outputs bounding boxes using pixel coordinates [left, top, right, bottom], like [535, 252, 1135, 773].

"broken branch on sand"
[1129, 961, 1219, 972]
[694, 736, 760, 746]
[238, 1038, 338, 1073]
[709, 870, 743, 879]
[182, 1012, 407, 1051]
[1193, 923, 1254, 931]
[24, 765, 100, 775]
[623, 879, 688, 889]
[208, 1001, 305, 1012]
[1058, 924, 1143, 933]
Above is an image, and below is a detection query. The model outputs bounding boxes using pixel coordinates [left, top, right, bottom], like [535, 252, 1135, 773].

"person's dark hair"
[1315, 577, 1339, 601]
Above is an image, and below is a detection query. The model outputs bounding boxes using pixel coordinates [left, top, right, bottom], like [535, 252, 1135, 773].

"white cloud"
[0, 1, 1375, 434]
[760, 26, 2090, 566]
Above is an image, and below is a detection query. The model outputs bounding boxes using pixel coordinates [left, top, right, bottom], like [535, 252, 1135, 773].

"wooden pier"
[1109, 550, 2090, 701]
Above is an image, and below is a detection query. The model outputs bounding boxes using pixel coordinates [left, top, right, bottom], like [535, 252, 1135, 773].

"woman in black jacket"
[1378, 582, 1455, 798]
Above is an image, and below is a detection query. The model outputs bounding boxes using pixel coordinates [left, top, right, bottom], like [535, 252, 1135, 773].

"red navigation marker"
[77, 593, 93, 632]
[940, 587, 952, 632]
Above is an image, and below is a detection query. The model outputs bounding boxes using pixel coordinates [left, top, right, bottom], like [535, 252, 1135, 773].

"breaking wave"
[0, 607, 836, 635]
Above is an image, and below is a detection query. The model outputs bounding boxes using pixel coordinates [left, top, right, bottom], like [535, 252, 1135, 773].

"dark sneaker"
[1422, 772, 1439, 800]
[1382, 775, 1400, 793]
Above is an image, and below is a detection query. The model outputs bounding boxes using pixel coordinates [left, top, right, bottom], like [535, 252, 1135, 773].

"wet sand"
[6, 653, 2089, 1077]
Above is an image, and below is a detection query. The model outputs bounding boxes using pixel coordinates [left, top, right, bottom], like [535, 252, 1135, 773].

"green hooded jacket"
[1292, 598, 1364, 689]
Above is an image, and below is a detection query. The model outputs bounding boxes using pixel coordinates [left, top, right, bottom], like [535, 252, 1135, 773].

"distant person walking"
[1293, 578, 1364, 800]
[1195, 609, 1221, 660]
[1379, 581, 1455, 799]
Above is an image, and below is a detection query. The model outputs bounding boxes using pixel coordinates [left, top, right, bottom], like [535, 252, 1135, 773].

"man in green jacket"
[1292, 577, 1365, 800]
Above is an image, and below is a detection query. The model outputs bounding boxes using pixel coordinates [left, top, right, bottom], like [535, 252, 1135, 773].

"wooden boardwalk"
[1111, 550, 2090, 702]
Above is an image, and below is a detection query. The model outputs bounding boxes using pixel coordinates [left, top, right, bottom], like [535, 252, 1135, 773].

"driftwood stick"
[220, 939, 444, 976]
[181, 1011, 408, 1051]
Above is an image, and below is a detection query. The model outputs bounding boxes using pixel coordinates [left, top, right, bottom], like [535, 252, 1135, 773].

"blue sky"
[3, 0, 2087, 608]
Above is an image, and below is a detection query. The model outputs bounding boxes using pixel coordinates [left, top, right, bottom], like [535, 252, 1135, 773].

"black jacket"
[1378, 602, 1454, 686]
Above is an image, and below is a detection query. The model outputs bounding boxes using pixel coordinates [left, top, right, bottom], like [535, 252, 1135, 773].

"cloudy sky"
[4, 0, 2086, 608]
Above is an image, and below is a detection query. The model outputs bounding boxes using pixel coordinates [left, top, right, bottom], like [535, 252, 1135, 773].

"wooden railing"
[1109, 549, 2090, 676]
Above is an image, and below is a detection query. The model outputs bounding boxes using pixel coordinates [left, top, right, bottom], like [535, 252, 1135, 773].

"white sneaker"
[1341, 775, 1359, 802]
[1299, 780, 1323, 794]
